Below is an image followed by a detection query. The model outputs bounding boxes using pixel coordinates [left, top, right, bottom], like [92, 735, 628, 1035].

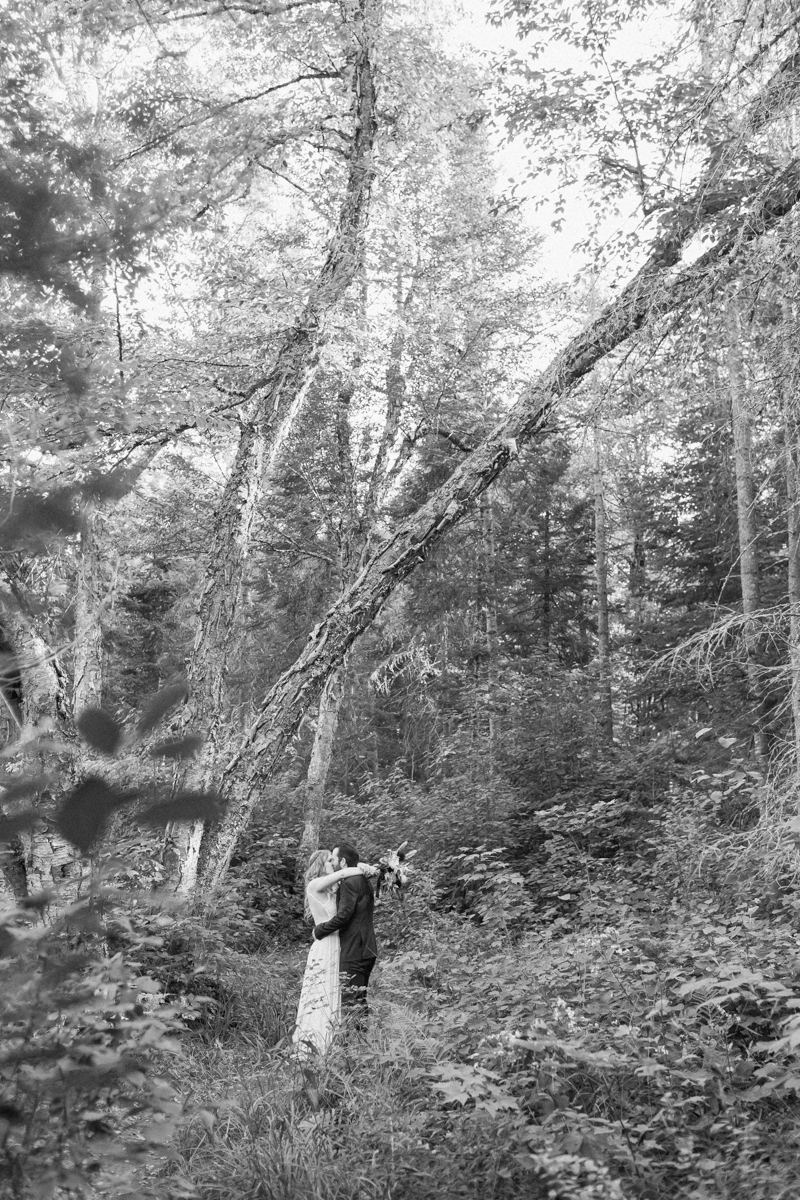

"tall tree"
[172, 0, 380, 893]
[196, 156, 800, 893]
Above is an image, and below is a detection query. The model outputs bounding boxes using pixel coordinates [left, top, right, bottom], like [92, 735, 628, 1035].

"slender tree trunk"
[629, 524, 646, 628]
[471, 491, 498, 799]
[73, 505, 104, 715]
[726, 299, 768, 764]
[194, 155, 800, 894]
[784, 408, 800, 779]
[541, 508, 552, 652]
[781, 166, 800, 786]
[298, 667, 345, 861]
[593, 417, 614, 745]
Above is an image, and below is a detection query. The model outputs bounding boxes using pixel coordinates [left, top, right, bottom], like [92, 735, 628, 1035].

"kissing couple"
[291, 840, 380, 1057]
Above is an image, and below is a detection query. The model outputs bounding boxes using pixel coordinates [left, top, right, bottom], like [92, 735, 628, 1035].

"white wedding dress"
[291, 887, 341, 1057]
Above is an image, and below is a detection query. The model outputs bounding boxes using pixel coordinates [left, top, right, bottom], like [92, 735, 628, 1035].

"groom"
[313, 840, 377, 1020]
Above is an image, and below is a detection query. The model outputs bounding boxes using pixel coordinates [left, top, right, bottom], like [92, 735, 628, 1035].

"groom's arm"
[313, 877, 360, 940]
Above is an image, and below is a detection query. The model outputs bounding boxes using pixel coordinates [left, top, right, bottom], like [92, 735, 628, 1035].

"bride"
[292, 849, 372, 1057]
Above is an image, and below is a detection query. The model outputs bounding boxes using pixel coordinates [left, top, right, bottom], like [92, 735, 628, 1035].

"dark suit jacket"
[313, 875, 377, 966]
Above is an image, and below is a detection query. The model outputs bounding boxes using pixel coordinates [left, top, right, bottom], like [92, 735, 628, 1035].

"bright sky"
[446, 0, 685, 285]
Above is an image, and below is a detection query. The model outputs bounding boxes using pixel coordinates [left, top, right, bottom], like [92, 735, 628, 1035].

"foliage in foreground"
[6, 764, 800, 1200]
[0, 884, 209, 1200]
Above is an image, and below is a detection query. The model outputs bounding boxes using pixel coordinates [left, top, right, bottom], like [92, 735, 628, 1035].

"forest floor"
[160, 879, 800, 1200]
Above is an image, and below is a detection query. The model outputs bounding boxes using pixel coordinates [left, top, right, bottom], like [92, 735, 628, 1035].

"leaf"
[140, 791, 224, 827]
[717, 736, 737, 748]
[55, 776, 120, 854]
[695, 727, 713, 739]
[149, 734, 204, 760]
[136, 682, 189, 736]
[77, 708, 123, 755]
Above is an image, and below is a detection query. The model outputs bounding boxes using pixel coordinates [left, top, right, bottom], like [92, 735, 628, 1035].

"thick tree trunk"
[726, 299, 768, 764]
[0, 590, 77, 900]
[169, 0, 379, 891]
[195, 157, 800, 894]
[593, 418, 614, 745]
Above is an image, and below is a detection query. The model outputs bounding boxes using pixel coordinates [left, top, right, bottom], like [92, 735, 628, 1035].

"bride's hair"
[304, 849, 329, 884]
[303, 849, 331, 920]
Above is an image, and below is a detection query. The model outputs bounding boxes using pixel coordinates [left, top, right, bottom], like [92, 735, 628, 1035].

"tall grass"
[170, 958, 618, 1200]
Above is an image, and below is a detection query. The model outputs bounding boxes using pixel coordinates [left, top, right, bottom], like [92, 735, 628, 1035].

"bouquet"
[373, 841, 416, 898]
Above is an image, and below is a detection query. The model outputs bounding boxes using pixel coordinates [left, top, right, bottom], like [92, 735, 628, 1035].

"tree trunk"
[471, 491, 499, 798]
[73, 505, 104, 715]
[169, 0, 379, 891]
[593, 416, 614, 745]
[0, 589, 77, 900]
[784, 407, 800, 780]
[298, 667, 345, 862]
[541, 508, 552, 652]
[726, 298, 768, 764]
[194, 156, 800, 894]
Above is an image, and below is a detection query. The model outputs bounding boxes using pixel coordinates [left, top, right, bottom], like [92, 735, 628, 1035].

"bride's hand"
[358, 862, 379, 877]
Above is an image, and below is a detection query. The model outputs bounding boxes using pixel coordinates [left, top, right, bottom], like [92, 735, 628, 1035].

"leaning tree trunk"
[169, 0, 379, 894]
[726, 298, 768, 765]
[194, 157, 800, 894]
[592, 413, 614, 745]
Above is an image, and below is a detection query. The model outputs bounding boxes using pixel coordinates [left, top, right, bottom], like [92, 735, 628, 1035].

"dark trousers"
[340, 957, 376, 1023]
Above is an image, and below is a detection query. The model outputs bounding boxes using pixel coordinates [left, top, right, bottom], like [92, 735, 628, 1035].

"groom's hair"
[336, 841, 359, 867]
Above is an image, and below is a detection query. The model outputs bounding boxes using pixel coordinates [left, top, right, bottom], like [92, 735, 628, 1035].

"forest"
[4, 0, 800, 1196]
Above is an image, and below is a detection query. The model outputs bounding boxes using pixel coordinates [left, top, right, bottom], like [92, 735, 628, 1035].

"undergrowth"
[167, 772, 800, 1200]
[6, 765, 800, 1200]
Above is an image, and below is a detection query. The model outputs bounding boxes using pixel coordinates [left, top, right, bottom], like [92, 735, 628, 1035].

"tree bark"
[726, 298, 768, 763]
[195, 156, 800, 893]
[593, 416, 614, 745]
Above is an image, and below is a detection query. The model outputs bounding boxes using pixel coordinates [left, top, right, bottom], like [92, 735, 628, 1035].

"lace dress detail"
[292, 888, 341, 1057]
